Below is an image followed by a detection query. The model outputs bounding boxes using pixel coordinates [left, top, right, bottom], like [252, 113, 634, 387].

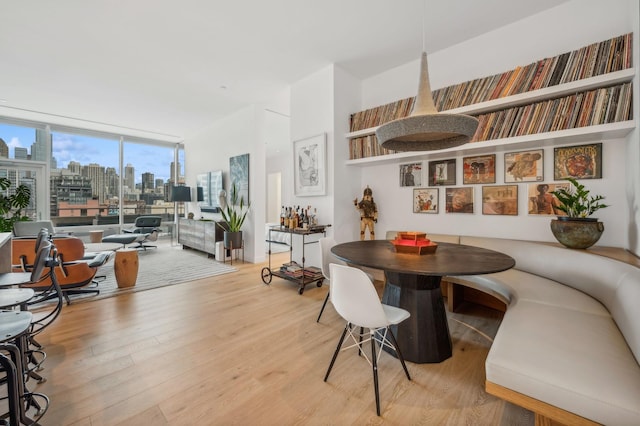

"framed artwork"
[400, 162, 422, 187]
[527, 182, 570, 216]
[294, 133, 326, 196]
[413, 188, 438, 213]
[428, 159, 456, 186]
[445, 187, 474, 213]
[504, 149, 544, 182]
[229, 153, 249, 205]
[462, 154, 496, 184]
[554, 143, 602, 180]
[482, 185, 518, 215]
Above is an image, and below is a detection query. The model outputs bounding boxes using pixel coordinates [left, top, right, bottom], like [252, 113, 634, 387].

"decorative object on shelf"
[482, 185, 518, 216]
[554, 143, 603, 180]
[294, 133, 326, 196]
[399, 162, 422, 187]
[354, 186, 377, 240]
[217, 182, 250, 251]
[0, 177, 31, 232]
[549, 177, 609, 249]
[428, 159, 456, 186]
[413, 188, 438, 214]
[504, 149, 543, 183]
[390, 232, 437, 255]
[463, 154, 496, 184]
[376, 51, 479, 152]
[445, 187, 474, 213]
[527, 182, 569, 216]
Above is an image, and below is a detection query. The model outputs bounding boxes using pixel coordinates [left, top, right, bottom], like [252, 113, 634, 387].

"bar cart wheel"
[261, 267, 272, 285]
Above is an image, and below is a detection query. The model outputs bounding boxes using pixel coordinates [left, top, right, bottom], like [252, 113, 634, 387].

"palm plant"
[551, 177, 608, 218]
[0, 177, 32, 232]
[217, 182, 250, 232]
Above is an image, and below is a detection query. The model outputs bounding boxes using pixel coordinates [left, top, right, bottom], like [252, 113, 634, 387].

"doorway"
[266, 172, 282, 224]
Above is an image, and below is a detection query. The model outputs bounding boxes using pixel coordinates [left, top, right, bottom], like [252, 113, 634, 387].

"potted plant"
[217, 182, 250, 250]
[0, 177, 32, 232]
[550, 177, 608, 249]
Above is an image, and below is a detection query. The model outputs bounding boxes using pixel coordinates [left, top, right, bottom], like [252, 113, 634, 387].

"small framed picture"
[445, 187, 474, 213]
[463, 154, 496, 184]
[399, 162, 422, 187]
[554, 143, 602, 180]
[482, 185, 518, 215]
[428, 159, 456, 186]
[293, 133, 326, 196]
[413, 188, 438, 213]
[527, 182, 571, 216]
[504, 149, 543, 182]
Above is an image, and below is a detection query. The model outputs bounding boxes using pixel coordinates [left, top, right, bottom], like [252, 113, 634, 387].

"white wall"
[185, 105, 266, 263]
[345, 0, 637, 248]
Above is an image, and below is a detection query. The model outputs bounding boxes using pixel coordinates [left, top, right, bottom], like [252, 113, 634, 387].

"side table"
[89, 230, 104, 243]
[114, 249, 139, 288]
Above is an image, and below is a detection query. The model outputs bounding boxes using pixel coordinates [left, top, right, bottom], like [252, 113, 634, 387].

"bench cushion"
[487, 300, 640, 425]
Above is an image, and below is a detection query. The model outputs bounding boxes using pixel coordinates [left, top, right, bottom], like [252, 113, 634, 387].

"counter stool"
[0, 312, 49, 425]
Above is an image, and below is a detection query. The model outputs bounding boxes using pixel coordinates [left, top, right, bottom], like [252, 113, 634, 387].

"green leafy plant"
[551, 177, 608, 218]
[217, 182, 250, 232]
[0, 177, 32, 232]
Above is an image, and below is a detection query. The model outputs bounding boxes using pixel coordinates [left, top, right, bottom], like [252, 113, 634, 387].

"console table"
[178, 219, 225, 258]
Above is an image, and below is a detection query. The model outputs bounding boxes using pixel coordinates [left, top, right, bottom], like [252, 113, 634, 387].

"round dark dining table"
[331, 240, 515, 364]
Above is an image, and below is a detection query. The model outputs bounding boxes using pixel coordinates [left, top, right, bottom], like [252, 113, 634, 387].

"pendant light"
[376, 3, 479, 151]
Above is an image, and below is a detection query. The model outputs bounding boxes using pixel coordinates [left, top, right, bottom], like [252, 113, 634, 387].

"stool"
[114, 249, 139, 288]
[89, 230, 104, 243]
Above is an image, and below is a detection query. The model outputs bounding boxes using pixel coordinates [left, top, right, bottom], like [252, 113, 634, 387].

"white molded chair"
[316, 237, 374, 323]
[324, 264, 411, 416]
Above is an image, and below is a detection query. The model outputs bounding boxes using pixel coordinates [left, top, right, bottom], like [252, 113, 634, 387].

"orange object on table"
[391, 232, 438, 255]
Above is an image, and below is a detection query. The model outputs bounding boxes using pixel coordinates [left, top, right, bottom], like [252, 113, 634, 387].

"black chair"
[124, 215, 162, 250]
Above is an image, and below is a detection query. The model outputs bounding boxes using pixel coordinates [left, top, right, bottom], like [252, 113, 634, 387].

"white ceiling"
[0, 0, 568, 146]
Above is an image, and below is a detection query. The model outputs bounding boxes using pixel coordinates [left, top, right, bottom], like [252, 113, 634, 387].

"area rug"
[85, 244, 237, 302]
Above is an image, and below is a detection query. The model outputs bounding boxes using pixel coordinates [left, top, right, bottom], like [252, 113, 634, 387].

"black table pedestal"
[382, 272, 452, 363]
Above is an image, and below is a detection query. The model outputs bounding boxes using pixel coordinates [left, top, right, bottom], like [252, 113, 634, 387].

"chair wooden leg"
[371, 330, 381, 416]
[387, 327, 411, 381]
[317, 291, 330, 322]
[324, 323, 349, 382]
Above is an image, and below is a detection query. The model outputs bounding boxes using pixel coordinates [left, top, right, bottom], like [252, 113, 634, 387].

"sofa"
[432, 236, 640, 425]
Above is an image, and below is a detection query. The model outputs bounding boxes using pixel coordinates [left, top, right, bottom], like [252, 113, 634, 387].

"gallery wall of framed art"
[403, 142, 604, 219]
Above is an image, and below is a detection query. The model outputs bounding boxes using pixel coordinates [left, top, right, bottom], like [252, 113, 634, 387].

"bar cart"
[261, 225, 328, 294]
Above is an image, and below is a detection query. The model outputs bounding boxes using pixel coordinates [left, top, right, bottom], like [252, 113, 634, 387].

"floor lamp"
[170, 185, 191, 246]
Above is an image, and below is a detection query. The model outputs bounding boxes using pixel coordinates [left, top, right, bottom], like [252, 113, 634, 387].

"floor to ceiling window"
[1, 118, 184, 231]
[50, 131, 120, 226]
[122, 140, 184, 225]
[0, 122, 47, 221]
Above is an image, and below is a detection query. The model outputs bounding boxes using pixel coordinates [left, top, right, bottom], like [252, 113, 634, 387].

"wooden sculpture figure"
[354, 186, 378, 240]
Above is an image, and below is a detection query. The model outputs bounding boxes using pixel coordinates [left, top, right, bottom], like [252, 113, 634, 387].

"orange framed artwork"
[463, 154, 496, 184]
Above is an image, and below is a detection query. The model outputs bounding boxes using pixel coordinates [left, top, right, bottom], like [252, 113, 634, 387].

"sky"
[0, 123, 181, 183]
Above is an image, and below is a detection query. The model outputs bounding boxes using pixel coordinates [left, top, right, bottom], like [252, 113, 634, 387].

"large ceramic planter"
[550, 217, 604, 249]
[224, 231, 243, 249]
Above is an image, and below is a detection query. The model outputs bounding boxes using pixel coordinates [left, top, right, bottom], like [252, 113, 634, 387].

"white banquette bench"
[425, 235, 640, 425]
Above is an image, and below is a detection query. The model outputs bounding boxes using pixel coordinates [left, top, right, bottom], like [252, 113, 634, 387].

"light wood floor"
[29, 252, 533, 425]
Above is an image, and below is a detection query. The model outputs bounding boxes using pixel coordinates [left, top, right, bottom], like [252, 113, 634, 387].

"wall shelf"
[345, 68, 635, 167]
[345, 120, 634, 166]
